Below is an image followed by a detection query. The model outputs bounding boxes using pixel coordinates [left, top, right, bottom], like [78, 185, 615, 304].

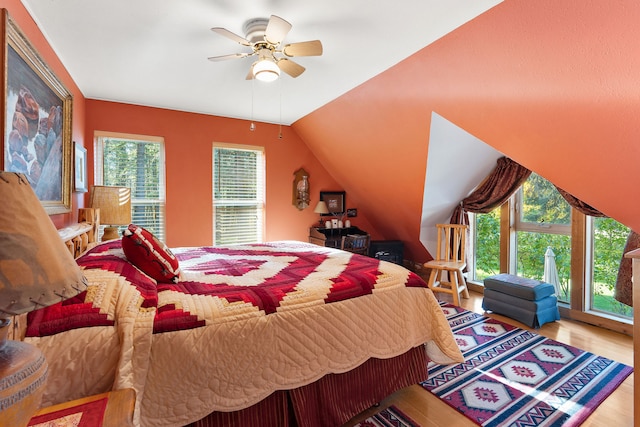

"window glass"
[590, 217, 633, 317]
[95, 134, 166, 241]
[472, 209, 501, 282]
[515, 173, 571, 302]
[516, 173, 571, 231]
[213, 145, 265, 245]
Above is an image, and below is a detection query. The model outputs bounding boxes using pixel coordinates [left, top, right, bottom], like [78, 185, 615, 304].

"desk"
[309, 226, 367, 249]
[29, 389, 135, 427]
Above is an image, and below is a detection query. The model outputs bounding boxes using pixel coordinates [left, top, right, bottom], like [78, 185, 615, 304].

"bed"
[21, 214, 463, 427]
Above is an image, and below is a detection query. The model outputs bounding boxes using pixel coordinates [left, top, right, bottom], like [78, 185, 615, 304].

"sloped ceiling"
[293, 0, 640, 261]
[20, 0, 501, 125]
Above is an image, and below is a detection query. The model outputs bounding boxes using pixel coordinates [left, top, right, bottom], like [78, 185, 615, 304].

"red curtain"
[450, 157, 531, 226]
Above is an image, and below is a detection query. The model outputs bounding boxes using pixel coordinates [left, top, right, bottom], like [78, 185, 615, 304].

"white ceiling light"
[253, 58, 280, 82]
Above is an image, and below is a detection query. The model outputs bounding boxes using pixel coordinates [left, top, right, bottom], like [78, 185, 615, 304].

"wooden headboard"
[57, 208, 100, 259]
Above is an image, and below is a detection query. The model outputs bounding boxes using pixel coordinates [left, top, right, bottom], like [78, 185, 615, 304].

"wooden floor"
[343, 291, 634, 427]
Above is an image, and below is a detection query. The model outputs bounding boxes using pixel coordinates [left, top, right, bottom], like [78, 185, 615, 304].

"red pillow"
[121, 224, 180, 283]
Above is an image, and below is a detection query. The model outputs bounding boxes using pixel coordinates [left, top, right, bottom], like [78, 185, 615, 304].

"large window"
[212, 144, 265, 245]
[472, 172, 632, 327]
[94, 132, 166, 240]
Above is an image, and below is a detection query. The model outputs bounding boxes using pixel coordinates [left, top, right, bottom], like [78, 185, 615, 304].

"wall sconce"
[292, 168, 310, 210]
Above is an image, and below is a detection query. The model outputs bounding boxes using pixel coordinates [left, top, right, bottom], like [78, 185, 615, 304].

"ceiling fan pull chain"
[250, 77, 256, 131]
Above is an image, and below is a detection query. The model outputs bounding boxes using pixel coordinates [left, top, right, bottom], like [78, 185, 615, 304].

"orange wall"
[84, 100, 352, 247]
[2, 1, 87, 229]
[294, 0, 640, 261]
[15, 0, 639, 262]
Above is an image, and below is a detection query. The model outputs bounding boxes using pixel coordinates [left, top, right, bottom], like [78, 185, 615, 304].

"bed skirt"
[186, 345, 428, 427]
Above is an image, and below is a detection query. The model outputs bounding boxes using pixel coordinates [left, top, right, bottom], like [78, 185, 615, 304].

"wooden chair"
[423, 223, 470, 306]
[341, 234, 370, 255]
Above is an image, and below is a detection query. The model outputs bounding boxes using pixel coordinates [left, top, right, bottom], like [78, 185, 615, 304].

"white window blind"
[95, 133, 166, 241]
[213, 144, 265, 245]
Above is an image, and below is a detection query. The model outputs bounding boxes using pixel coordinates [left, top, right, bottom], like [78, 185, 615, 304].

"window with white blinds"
[94, 132, 166, 241]
[213, 144, 265, 245]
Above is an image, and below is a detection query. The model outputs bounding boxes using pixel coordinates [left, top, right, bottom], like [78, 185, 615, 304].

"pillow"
[121, 224, 180, 283]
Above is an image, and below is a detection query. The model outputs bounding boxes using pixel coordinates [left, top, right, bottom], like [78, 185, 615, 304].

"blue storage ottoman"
[482, 273, 560, 328]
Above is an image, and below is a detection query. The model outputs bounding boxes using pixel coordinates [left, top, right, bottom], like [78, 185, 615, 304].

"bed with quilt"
[23, 224, 462, 427]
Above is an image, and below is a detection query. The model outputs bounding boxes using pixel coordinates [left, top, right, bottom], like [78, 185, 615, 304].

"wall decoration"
[73, 142, 87, 193]
[292, 168, 310, 210]
[320, 191, 346, 216]
[2, 10, 73, 214]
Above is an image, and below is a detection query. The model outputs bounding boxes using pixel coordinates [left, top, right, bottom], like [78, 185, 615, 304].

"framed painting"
[2, 10, 73, 214]
[74, 142, 87, 193]
[319, 191, 346, 216]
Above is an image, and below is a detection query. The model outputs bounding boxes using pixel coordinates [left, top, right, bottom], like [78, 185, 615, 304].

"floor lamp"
[0, 172, 87, 427]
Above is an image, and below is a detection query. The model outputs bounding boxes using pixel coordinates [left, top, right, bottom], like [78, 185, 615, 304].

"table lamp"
[89, 185, 131, 241]
[313, 200, 329, 226]
[0, 172, 87, 427]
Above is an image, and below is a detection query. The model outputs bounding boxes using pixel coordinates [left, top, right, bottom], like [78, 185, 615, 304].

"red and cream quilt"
[26, 240, 462, 427]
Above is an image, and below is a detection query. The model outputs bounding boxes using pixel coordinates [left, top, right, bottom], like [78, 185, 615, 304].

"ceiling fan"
[208, 15, 323, 82]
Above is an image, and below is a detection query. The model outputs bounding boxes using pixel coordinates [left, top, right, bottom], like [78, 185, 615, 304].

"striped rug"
[355, 405, 418, 427]
[421, 303, 633, 426]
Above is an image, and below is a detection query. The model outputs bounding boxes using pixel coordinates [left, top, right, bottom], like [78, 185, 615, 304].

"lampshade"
[253, 58, 280, 82]
[314, 201, 329, 214]
[0, 172, 87, 316]
[89, 185, 131, 241]
[0, 171, 87, 427]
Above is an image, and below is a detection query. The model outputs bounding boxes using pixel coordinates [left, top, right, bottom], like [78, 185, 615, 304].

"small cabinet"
[309, 226, 367, 249]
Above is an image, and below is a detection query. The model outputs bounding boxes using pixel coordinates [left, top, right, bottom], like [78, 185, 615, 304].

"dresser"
[309, 226, 367, 249]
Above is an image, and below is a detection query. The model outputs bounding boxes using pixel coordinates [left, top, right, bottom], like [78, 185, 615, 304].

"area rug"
[421, 303, 633, 427]
[354, 405, 419, 427]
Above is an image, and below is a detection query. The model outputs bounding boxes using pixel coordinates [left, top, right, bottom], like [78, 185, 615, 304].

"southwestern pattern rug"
[421, 303, 633, 427]
[355, 405, 418, 427]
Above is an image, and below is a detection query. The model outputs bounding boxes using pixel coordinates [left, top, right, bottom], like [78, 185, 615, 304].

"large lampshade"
[0, 171, 87, 427]
[89, 185, 131, 241]
[0, 172, 86, 315]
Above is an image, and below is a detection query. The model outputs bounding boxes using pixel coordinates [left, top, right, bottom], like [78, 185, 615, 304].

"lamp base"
[102, 226, 121, 241]
[0, 318, 48, 427]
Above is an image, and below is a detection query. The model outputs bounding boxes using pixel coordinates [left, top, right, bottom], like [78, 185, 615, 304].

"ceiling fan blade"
[211, 27, 251, 46]
[265, 15, 292, 45]
[208, 53, 251, 62]
[277, 58, 305, 78]
[282, 40, 323, 57]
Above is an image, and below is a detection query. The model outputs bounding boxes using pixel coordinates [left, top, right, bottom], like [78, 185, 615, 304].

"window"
[514, 173, 571, 302]
[94, 132, 166, 241]
[212, 144, 265, 245]
[472, 172, 633, 328]
[588, 217, 632, 317]
[470, 208, 501, 282]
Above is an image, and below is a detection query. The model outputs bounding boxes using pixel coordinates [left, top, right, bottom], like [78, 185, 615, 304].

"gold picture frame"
[1, 10, 73, 214]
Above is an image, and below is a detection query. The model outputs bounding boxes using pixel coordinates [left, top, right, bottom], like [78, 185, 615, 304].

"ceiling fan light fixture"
[253, 59, 280, 82]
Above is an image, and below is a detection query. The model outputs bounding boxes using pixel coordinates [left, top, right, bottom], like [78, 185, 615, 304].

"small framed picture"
[319, 191, 345, 216]
[74, 142, 88, 193]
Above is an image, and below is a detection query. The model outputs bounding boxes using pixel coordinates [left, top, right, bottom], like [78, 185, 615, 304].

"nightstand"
[29, 388, 135, 427]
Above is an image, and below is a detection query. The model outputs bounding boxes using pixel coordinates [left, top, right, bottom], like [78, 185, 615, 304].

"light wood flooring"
[344, 291, 634, 427]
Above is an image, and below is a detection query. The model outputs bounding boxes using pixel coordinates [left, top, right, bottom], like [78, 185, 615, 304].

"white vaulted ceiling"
[21, 0, 501, 125]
